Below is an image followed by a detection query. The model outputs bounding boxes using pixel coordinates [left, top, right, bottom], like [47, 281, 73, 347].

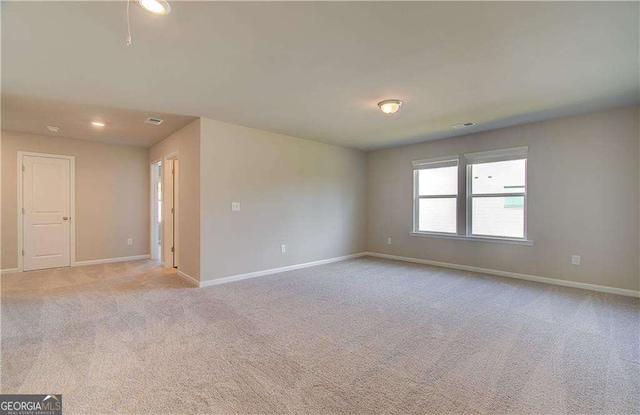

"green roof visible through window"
[504, 196, 524, 208]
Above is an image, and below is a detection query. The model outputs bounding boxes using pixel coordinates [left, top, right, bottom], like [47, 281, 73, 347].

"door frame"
[17, 151, 76, 272]
[171, 157, 179, 268]
[163, 151, 179, 269]
[150, 158, 163, 263]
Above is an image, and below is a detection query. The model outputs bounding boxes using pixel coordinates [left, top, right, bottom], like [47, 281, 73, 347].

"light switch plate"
[571, 255, 581, 265]
[231, 202, 241, 212]
[127, 238, 133, 246]
[281, 244, 286, 253]
[387, 237, 392, 245]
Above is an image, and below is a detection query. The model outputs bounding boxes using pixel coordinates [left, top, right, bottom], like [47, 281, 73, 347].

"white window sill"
[409, 232, 534, 246]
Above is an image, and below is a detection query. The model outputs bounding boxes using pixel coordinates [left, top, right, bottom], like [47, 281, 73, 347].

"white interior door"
[23, 155, 71, 271]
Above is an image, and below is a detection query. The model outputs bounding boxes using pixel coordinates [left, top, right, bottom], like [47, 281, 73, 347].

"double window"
[412, 146, 529, 243]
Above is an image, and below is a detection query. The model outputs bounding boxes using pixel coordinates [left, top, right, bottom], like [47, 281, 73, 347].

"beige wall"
[149, 119, 201, 280]
[367, 106, 640, 291]
[4, 107, 636, 293]
[199, 118, 367, 282]
[1, 130, 149, 269]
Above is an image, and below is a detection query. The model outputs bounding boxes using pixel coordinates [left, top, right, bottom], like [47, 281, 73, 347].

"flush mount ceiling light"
[138, 0, 171, 15]
[378, 99, 402, 115]
[91, 121, 105, 127]
[47, 126, 59, 132]
[126, 0, 170, 45]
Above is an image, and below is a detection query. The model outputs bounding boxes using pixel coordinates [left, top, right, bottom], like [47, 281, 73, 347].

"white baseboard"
[73, 254, 151, 267]
[365, 252, 640, 298]
[177, 270, 199, 287]
[199, 252, 367, 288]
[2, 255, 151, 275]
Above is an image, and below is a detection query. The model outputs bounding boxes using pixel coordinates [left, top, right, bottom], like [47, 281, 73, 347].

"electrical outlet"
[231, 202, 241, 212]
[127, 238, 133, 246]
[571, 255, 581, 265]
[387, 237, 392, 245]
[281, 244, 286, 253]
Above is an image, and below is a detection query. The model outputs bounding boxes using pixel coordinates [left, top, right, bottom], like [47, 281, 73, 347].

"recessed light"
[378, 99, 402, 115]
[47, 126, 59, 132]
[139, 0, 171, 15]
[91, 121, 105, 127]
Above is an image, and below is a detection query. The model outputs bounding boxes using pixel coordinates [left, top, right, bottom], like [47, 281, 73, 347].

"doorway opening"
[150, 160, 163, 263]
[151, 154, 178, 269]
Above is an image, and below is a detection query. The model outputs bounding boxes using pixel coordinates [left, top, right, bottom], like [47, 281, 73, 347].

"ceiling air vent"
[144, 117, 164, 126]
[452, 122, 476, 130]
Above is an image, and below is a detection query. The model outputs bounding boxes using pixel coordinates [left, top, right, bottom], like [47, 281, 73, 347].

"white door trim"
[163, 151, 179, 269]
[17, 151, 76, 272]
[172, 158, 179, 268]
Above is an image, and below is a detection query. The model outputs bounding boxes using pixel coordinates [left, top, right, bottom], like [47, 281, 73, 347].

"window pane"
[472, 197, 524, 238]
[418, 166, 457, 196]
[418, 198, 456, 233]
[471, 159, 525, 195]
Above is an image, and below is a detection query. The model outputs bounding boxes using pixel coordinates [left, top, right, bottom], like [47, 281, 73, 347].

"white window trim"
[412, 155, 460, 169]
[410, 147, 534, 246]
[464, 146, 528, 163]
[409, 232, 534, 245]
[412, 156, 459, 235]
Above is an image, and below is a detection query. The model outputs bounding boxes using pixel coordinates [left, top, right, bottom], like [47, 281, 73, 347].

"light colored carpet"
[1, 257, 639, 414]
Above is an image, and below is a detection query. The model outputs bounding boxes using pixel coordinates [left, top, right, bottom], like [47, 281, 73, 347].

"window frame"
[412, 156, 460, 236]
[410, 146, 533, 246]
[464, 147, 528, 241]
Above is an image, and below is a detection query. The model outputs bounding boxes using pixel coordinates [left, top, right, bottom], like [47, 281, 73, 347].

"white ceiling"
[2, 1, 638, 150]
[2, 94, 196, 147]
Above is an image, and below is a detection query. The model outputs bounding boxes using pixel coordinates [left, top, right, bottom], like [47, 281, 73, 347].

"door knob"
[63, 217, 69, 221]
